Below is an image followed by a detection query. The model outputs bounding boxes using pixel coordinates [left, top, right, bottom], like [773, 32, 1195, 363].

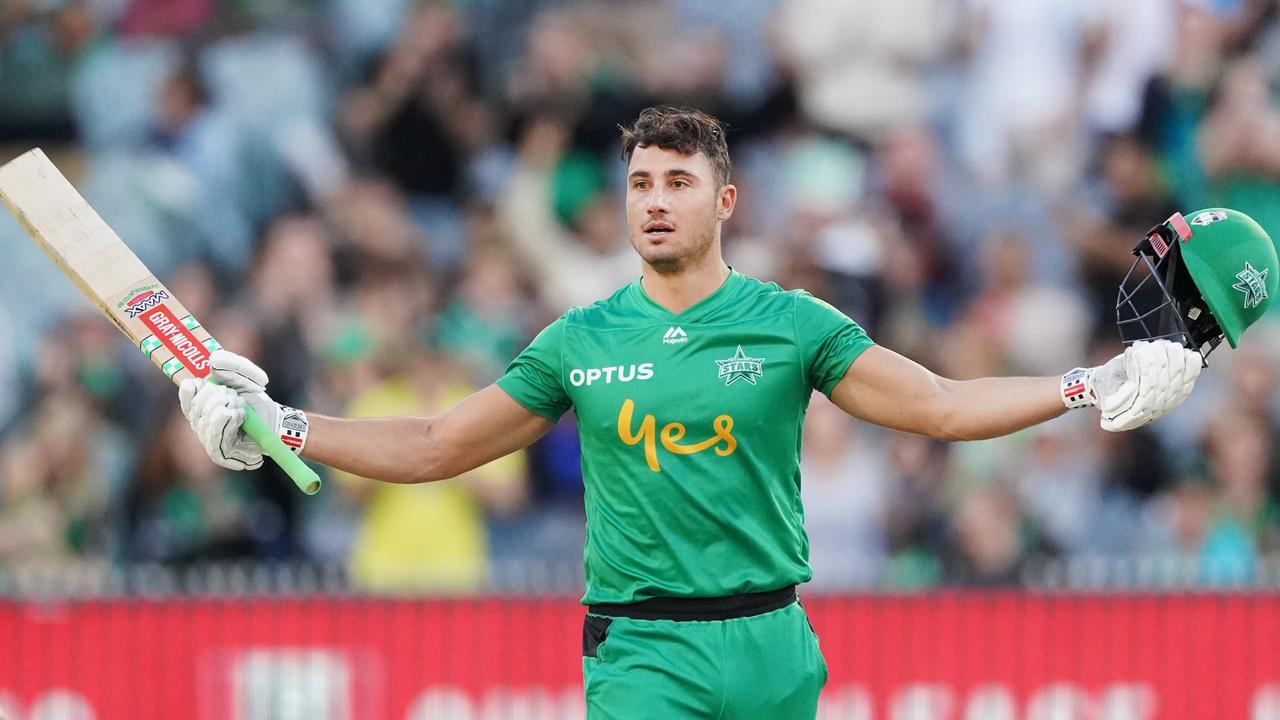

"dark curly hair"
[620, 106, 730, 186]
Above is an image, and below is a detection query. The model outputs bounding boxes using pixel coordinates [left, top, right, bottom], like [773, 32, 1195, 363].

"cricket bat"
[0, 148, 321, 495]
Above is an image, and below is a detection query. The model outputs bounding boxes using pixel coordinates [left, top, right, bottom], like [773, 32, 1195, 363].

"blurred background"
[3, 0, 1280, 717]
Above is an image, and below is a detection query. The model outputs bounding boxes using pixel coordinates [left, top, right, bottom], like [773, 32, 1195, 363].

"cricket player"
[179, 107, 1267, 719]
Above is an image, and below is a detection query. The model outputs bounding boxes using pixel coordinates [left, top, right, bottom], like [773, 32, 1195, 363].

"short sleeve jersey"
[497, 271, 874, 604]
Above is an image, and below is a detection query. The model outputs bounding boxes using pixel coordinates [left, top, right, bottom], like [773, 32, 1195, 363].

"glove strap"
[1060, 367, 1096, 409]
[276, 406, 310, 455]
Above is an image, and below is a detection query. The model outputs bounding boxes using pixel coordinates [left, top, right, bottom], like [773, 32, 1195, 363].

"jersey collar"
[630, 268, 743, 321]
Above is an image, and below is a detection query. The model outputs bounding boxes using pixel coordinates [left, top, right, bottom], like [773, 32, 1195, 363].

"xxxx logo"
[617, 399, 736, 473]
[121, 287, 171, 319]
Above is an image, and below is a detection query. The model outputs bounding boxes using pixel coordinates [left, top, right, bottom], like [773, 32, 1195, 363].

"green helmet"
[1117, 208, 1278, 360]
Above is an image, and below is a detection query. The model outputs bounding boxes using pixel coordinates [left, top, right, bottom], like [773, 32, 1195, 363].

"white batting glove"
[177, 350, 309, 471]
[1060, 340, 1202, 432]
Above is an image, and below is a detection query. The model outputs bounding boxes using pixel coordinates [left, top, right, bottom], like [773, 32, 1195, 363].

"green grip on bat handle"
[241, 405, 322, 495]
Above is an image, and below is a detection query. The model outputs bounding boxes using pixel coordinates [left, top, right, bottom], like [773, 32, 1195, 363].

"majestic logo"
[1233, 261, 1269, 309]
[663, 326, 688, 345]
[715, 346, 764, 386]
[1191, 210, 1228, 226]
[569, 363, 654, 387]
[121, 287, 171, 319]
[617, 399, 736, 473]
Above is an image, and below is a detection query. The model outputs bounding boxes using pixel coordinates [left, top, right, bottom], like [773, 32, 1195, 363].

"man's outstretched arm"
[828, 346, 1063, 441]
[303, 385, 554, 483]
[829, 340, 1201, 440]
[179, 350, 555, 484]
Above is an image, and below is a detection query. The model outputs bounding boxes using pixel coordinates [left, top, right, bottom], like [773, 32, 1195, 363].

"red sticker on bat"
[140, 304, 211, 378]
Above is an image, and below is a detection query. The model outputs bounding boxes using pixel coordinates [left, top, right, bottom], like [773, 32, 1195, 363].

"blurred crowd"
[2, 0, 1280, 592]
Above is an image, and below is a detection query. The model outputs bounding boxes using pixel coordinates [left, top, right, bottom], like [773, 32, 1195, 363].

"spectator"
[435, 242, 535, 383]
[954, 0, 1096, 193]
[342, 4, 484, 201]
[1136, 3, 1229, 205]
[334, 350, 528, 593]
[948, 485, 1041, 586]
[1083, 0, 1176, 135]
[498, 115, 635, 311]
[776, 0, 954, 144]
[1198, 57, 1280, 238]
[147, 61, 255, 273]
[0, 1, 89, 142]
[1070, 133, 1178, 335]
[122, 408, 259, 564]
[0, 394, 121, 566]
[880, 434, 950, 589]
[800, 396, 890, 588]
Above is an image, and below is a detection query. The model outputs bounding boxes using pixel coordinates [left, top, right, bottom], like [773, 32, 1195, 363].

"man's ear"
[717, 184, 737, 221]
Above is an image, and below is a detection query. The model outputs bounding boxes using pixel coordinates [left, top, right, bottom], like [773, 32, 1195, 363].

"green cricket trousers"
[582, 585, 828, 719]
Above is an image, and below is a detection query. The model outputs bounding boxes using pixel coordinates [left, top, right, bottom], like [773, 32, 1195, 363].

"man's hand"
[1061, 340, 1202, 432]
[177, 350, 309, 470]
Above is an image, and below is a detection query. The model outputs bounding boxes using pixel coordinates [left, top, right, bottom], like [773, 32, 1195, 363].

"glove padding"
[177, 350, 304, 471]
[1093, 340, 1202, 432]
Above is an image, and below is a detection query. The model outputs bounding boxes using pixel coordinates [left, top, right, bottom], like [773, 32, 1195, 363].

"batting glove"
[177, 350, 309, 471]
[1060, 339, 1202, 432]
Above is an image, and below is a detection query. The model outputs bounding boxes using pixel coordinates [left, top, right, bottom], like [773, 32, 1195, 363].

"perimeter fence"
[2, 557, 1279, 720]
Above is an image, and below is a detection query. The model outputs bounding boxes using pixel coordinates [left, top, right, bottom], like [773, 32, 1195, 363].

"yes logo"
[617, 399, 736, 473]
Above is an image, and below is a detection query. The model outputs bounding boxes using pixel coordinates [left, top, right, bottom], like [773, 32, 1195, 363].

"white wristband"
[277, 405, 309, 455]
[1060, 367, 1096, 409]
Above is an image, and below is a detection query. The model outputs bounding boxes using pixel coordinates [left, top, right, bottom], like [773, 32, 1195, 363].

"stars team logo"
[1233, 261, 1269, 309]
[716, 346, 764, 386]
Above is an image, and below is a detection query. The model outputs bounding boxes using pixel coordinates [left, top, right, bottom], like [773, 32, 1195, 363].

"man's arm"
[179, 351, 556, 484]
[828, 345, 1064, 441]
[828, 339, 1201, 439]
[303, 384, 554, 484]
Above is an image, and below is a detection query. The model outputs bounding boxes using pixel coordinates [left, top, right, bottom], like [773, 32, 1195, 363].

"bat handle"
[241, 405, 322, 495]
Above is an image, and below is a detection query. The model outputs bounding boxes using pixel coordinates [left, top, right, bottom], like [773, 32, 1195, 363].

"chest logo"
[716, 346, 764, 386]
[617, 399, 736, 473]
[569, 363, 654, 387]
[663, 326, 688, 344]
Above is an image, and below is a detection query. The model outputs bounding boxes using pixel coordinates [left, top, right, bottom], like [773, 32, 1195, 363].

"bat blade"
[0, 148, 320, 494]
[0, 149, 220, 381]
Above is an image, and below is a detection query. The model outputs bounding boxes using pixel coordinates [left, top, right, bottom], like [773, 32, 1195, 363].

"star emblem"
[716, 346, 765, 386]
[1233, 261, 1269, 310]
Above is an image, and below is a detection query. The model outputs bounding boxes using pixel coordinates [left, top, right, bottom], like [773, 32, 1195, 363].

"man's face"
[625, 144, 735, 274]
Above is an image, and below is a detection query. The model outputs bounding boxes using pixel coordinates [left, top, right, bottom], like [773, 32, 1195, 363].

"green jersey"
[497, 270, 874, 604]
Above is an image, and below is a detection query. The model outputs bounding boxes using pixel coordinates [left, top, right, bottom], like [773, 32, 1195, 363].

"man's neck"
[640, 258, 732, 315]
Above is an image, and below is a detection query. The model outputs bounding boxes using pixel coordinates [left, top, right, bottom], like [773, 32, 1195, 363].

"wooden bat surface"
[0, 148, 220, 382]
[0, 148, 320, 494]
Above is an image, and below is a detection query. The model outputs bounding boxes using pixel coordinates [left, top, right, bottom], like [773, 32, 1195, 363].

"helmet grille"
[1116, 224, 1221, 365]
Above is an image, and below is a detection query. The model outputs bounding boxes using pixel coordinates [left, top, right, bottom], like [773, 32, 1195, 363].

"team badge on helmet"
[1232, 262, 1269, 309]
[1116, 208, 1278, 364]
[1190, 210, 1228, 226]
